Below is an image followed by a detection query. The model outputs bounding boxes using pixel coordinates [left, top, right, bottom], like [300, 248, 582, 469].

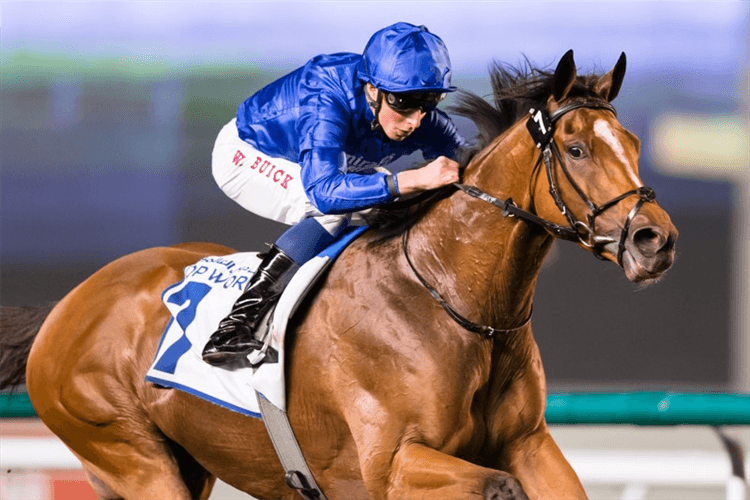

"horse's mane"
[365, 59, 606, 240]
[454, 58, 604, 153]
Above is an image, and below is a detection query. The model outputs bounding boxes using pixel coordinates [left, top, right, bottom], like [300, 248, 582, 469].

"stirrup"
[246, 307, 278, 366]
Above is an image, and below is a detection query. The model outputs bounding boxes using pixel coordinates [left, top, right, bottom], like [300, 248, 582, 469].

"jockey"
[202, 22, 468, 366]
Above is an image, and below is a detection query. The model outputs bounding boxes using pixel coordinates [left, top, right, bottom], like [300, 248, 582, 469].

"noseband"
[403, 98, 657, 338]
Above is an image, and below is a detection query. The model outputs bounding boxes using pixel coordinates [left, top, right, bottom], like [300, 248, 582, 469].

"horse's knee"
[484, 474, 529, 500]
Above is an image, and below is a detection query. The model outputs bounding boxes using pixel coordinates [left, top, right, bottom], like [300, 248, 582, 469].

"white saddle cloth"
[145, 250, 332, 416]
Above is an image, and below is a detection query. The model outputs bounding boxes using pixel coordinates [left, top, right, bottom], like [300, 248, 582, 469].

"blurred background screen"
[2, 1, 748, 393]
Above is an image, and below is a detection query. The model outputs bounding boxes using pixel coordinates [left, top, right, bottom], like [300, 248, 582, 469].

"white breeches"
[211, 119, 352, 235]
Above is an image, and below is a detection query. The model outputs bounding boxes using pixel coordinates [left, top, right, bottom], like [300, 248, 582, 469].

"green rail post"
[0, 392, 37, 418]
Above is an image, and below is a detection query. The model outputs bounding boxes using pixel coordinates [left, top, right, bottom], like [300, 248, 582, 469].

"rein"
[403, 98, 657, 339]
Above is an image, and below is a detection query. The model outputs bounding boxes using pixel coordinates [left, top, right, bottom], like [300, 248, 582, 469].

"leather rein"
[403, 98, 657, 339]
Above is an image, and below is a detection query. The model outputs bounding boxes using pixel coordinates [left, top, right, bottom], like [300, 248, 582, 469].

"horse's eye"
[568, 146, 584, 158]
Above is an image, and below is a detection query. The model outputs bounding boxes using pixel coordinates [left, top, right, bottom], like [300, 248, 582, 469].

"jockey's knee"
[314, 213, 351, 236]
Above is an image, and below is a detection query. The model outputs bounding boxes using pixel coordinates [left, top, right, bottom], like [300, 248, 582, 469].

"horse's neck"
[409, 122, 553, 329]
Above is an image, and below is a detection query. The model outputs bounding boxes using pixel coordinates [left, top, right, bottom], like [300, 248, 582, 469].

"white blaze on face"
[593, 119, 642, 186]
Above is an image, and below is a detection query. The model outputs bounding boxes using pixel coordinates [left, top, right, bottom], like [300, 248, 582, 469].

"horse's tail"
[0, 303, 57, 390]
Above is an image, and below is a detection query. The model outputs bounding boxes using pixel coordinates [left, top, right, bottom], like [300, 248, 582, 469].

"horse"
[0, 50, 678, 500]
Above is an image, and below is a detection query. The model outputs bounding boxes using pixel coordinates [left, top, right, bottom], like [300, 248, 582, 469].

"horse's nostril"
[632, 227, 667, 257]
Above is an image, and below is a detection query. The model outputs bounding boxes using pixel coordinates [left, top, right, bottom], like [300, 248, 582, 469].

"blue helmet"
[358, 22, 456, 93]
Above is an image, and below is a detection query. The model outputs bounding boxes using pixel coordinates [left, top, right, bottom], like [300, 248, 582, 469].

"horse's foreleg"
[383, 442, 529, 500]
[502, 426, 587, 500]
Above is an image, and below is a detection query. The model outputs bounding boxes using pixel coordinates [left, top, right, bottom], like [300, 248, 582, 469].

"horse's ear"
[595, 52, 627, 102]
[552, 49, 577, 102]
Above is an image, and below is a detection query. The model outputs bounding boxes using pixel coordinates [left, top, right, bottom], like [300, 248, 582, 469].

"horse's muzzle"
[619, 214, 679, 283]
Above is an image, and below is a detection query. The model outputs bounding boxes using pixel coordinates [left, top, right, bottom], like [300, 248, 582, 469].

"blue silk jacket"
[235, 52, 467, 214]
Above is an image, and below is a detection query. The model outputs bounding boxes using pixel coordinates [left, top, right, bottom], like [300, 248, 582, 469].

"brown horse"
[0, 51, 677, 500]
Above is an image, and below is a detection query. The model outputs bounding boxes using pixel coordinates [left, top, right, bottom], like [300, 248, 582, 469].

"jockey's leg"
[202, 215, 349, 365]
[201, 244, 299, 365]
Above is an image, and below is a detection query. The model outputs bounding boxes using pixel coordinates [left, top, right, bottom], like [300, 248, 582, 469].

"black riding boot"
[202, 246, 299, 366]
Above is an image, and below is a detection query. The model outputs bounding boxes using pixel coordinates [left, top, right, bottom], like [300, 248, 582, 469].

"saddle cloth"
[145, 225, 367, 417]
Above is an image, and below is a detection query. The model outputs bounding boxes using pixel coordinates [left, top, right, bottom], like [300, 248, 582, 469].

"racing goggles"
[382, 91, 446, 113]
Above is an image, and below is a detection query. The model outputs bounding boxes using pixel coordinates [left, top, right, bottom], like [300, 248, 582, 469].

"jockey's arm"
[301, 148, 460, 214]
[395, 109, 465, 195]
[395, 156, 460, 195]
[300, 147, 395, 214]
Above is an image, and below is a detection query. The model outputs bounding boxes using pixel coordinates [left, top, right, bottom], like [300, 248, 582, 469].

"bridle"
[525, 99, 656, 265]
[403, 98, 657, 339]
[459, 98, 657, 266]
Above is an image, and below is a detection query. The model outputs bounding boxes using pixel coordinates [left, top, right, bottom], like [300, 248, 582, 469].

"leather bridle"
[403, 98, 657, 338]
[458, 98, 657, 267]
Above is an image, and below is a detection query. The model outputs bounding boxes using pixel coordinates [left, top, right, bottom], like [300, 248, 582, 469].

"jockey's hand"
[395, 156, 460, 195]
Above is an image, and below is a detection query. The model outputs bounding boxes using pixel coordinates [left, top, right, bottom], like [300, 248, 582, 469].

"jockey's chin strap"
[403, 98, 657, 339]
[368, 89, 383, 131]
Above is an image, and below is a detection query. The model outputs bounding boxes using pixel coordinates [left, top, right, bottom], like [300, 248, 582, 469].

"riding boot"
[202, 246, 299, 366]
